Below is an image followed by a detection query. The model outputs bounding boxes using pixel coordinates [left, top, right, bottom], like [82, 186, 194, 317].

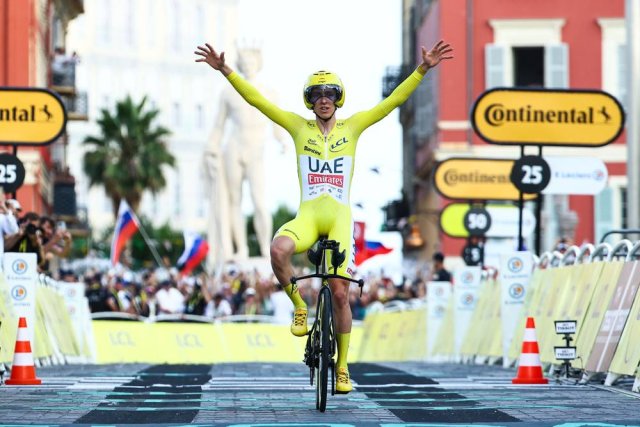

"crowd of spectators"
[0, 194, 73, 275]
[79, 260, 439, 323]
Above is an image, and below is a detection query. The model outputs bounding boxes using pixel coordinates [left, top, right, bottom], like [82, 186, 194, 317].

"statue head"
[235, 41, 263, 79]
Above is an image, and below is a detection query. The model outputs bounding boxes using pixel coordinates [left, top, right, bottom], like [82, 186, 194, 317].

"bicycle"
[290, 238, 364, 412]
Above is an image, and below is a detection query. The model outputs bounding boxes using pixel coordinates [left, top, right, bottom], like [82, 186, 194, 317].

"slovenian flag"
[177, 231, 209, 275]
[355, 240, 393, 266]
[110, 200, 139, 266]
[354, 221, 393, 266]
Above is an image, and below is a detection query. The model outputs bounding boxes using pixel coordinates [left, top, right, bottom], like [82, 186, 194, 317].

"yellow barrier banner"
[576, 261, 625, 363]
[610, 262, 640, 374]
[537, 266, 573, 363]
[93, 320, 362, 364]
[461, 277, 493, 357]
[0, 280, 16, 363]
[508, 267, 546, 361]
[33, 296, 52, 359]
[485, 279, 503, 358]
[432, 297, 455, 358]
[541, 263, 599, 364]
[358, 309, 426, 362]
[585, 261, 640, 373]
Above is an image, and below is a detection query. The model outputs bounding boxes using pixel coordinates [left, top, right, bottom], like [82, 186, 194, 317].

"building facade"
[0, 0, 85, 215]
[394, 0, 627, 264]
[65, 0, 239, 232]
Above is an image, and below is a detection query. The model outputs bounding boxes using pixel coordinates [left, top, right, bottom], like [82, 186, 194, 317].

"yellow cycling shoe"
[335, 367, 352, 394]
[291, 307, 308, 337]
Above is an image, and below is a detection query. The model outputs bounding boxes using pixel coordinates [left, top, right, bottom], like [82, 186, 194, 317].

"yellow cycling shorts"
[274, 195, 356, 278]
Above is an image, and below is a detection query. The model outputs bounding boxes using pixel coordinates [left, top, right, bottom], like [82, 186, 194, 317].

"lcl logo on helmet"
[12, 259, 28, 275]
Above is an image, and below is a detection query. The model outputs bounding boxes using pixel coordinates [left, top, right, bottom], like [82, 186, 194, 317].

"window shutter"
[485, 44, 506, 89]
[545, 44, 569, 88]
[594, 186, 615, 243]
[618, 44, 628, 112]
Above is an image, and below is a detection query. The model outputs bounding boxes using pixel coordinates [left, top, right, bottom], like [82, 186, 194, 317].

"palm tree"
[83, 95, 175, 216]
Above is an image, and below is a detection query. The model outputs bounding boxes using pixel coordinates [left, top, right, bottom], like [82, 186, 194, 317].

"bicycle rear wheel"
[315, 286, 332, 412]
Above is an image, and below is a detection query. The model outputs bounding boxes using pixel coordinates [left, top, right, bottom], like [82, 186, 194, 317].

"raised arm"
[195, 43, 302, 134]
[350, 40, 454, 132]
[195, 43, 234, 76]
[417, 40, 454, 75]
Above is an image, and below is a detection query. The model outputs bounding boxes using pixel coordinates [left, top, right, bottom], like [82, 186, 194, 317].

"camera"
[25, 223, 40, 235]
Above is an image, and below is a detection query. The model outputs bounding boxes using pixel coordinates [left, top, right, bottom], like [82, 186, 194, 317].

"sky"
[234, 0, 404, 237]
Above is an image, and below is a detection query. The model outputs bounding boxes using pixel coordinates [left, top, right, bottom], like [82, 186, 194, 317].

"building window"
[195, 3, 205, 43]
[125, 1, 135, 47]
[172, 102, 181, 127]
[196, 104, 204, 129]
[594, 181, 625, 243]
[513, 47, 544, 87]
[174, 177, 181, 216]
[99, 0, 111, 45]
[170, 0, 181, 52]
[598, 19, 627, 111]
[486, 19, 567, 89]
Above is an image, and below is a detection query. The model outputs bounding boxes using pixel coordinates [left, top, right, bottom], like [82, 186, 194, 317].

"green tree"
[82, 95, 175, 217]
[246, 204, 296, 257]
[91, 216, 184, 270]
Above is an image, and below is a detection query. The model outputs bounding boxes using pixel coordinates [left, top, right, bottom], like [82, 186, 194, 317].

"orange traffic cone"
[5, 317, 41, 385]
[512, 317, 548, 384]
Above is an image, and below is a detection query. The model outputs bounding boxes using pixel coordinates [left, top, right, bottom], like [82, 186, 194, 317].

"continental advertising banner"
[472, 88, 624, 147]
[434, 158, 537, 201]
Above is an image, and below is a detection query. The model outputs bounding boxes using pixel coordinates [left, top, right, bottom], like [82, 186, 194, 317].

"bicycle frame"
[291, 238, 364, 412]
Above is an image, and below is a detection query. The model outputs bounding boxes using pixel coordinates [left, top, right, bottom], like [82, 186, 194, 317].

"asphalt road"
[0, 362, 639, 426]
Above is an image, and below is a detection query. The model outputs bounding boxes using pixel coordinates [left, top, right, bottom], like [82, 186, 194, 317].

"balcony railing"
[51, 57, 77, 88]
[381, 64, 414, 98]
[60, 90, 89, 121]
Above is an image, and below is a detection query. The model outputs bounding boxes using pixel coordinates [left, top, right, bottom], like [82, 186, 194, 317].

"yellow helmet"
[303, 70, 345, 109]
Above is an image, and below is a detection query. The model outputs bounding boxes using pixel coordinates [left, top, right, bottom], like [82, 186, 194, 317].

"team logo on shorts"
[11, 285, 27, 301]
[507, 257, 524, 273]
[509, 283, 525, 300]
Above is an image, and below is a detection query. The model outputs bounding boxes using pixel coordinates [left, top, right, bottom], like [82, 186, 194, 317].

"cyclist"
[196, 40, 453, 393]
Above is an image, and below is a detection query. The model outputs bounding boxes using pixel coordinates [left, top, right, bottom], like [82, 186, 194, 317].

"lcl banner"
[542, 156, 608, 195]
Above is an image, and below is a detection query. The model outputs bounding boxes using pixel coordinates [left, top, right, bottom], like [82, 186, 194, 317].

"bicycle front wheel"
[315, 286, 332, 412]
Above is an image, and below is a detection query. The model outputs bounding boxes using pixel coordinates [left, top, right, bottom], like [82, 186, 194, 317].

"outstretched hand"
[195, 43, 230, 75]
[421, 40, 453, 70]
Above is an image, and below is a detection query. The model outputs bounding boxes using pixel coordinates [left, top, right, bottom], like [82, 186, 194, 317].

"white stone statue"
[205, 46, 286, 263]
[203, 130, 233, 272]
